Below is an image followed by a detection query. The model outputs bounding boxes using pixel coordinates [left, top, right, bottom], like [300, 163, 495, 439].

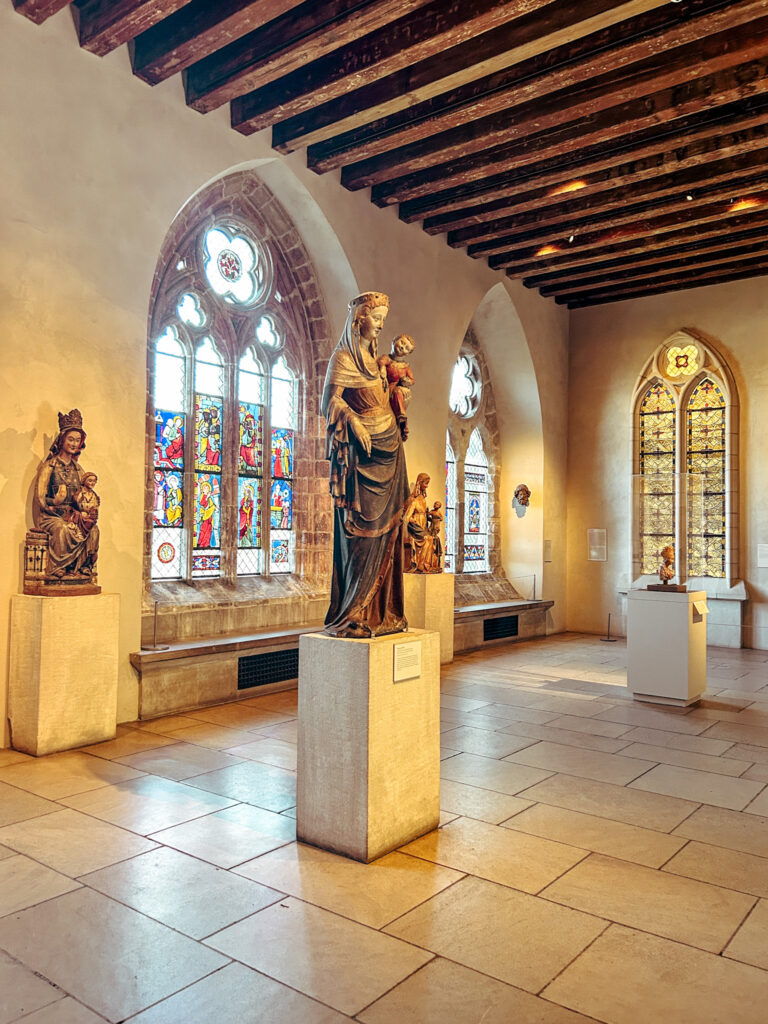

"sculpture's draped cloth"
[322, 305, 410, 637]
[34, 456, 99, 575]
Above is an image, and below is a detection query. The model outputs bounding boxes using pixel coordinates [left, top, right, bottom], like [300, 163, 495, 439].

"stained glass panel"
[194, 395, 223, 472]
[271, 428, 294, 479]
[193, 473, 221, 550]
[687, 377, 726, 577]
[194, 337, 223, 396]
[464, 428, 489, 573]
[152, 469, 183, 528]
[639, 382, 677, 573]
[154, 411, 185, 469]
[445, 435, 457, 573]
[270, 480, 293, 530]
[271, 355, 297, 429]
[154, 326, 186, 411]
[238, 401, 263, 476]
[152, 527, 185, 580]
[203, 227, 264, 306]
[238, 476, 261, 549]
[270, 531, 294, 574]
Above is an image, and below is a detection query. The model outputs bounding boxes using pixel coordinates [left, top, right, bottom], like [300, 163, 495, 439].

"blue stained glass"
[467, 494, 481, 534]
[271, 428, 294, 479]
[239, 401, 263, 475]
[152, 469, 183, 527]
[195, 395, 223, 472]
[270, 479, 293, 530]
[271, 536, 290, 568]
[154, 411, 185, 468]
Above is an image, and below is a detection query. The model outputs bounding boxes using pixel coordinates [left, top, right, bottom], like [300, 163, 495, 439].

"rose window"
[203, 227, 267, 306]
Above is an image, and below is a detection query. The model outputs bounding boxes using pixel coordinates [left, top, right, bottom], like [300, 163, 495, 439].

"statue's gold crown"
[349, 291, 389, 311]
[58, 409, 83, 433]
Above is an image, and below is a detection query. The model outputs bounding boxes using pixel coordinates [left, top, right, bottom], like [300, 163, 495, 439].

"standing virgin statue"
[322, 292, 411, 637]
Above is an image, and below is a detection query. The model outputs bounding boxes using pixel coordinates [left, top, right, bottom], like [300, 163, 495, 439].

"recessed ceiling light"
[568, 235, 575, 243]
[730, 197, 764, 212]
[535, 244, 561, 256]
[548, 180, 588, 197]
[685, 194, 694, 201]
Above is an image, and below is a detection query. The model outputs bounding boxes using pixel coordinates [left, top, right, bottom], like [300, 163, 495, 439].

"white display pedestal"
[627, 589, 707, 706]
[297, 628, 440, 862]
[9, 594, 120, 756]
[403, 572, 454, 663]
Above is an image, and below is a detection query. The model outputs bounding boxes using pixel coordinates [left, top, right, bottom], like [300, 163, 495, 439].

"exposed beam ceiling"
[16, 0, 768, 308]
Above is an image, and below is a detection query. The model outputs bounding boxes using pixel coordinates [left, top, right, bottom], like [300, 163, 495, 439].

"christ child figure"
[74, 472, 100, 535]
[378, 333, 415, 440]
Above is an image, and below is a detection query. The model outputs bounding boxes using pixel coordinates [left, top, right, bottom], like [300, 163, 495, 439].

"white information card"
[393, 640, 422, 683]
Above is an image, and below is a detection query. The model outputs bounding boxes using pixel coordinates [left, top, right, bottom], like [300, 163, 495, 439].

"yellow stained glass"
[666, 344, 699, 378]
[687, 377, 725, 578]
[639, 382, 676, 573]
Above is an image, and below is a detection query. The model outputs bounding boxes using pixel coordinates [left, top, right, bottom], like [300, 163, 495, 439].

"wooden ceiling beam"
[566, 260, 768, 307]
[406, 114, 768, 226]
[499, 206, 768, 277]
[344, 38, 768, 192]
[130, 0, 302, 84]
[461, 169, 768, 257]
[307, 0, 763, 172]
[277, 0, 718, 156]
[12, 0, 71, 23]
[541, 240, 768, 299]
[192, 0, 544, 118]
[72, 0, 190, 56]
[373, 87, 768, 209]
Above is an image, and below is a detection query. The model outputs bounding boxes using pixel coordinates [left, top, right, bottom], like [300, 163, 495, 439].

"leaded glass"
[449, 354, 482, 418]
[639, 382, 676, 573]
[271, 428, 294, 478]
[152, 526, 185, 581]
[194, 337, 223, 396]
[154, 326, 185, 411]
[154, 412, 185, 468]
[270, 480, 293, 530]
[271, 355, 297, 429]
[193, 473, 221, 578]
[194, 395, 223, 472]
[238, 349, 265, 403]
[238, 402, 263, 476]
[152, 469, 183, 527]
[177, 292, 206, 328]
[256, 314, 281, 348]
[238, 476, 261, 548]
[687, 377, 726, 577]
[445, 435, 457, 573]
[270, 531, 294, 574]
[463, 428, 489, 573]
[203, 227, 265, 306]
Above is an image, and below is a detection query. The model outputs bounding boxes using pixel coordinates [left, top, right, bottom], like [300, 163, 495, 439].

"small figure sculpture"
[378, 334, 415, 440]
[25, 409, 100, 594]
[322, 292, 410, 638]
[514, 483, 531, 507]
[659, 545, 675, 584]
[404, 473, 443, 573]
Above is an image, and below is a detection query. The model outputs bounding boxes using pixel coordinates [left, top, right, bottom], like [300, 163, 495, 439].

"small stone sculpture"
[404, 473, 443, 573]
[659, 544, 675, 584]
[378, 334, 415, 441]
[514, 483, 531, 507]
[25, 409, 101, 595]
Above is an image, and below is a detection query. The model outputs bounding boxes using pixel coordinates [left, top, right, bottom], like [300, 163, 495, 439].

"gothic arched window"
[445, 433, 457, 573]
[463, 428, 490, 574]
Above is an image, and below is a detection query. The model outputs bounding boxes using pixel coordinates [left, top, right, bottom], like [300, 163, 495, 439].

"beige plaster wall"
[568, 277, 767, 646]
[0, 6, 569, 744]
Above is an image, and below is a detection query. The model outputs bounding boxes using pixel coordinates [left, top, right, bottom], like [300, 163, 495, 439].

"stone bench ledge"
[129, 622, 324, 670]
[455, 599, 554, 622]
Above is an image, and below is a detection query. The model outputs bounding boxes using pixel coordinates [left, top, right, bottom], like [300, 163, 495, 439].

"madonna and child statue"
[322, 292, 412, 638]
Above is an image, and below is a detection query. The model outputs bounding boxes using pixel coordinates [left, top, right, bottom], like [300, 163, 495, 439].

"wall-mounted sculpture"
[513, 482, 531, 519]
[404, 473, 443, 574]
[322, 292, 410, 638]
[25, 409, 101, 595]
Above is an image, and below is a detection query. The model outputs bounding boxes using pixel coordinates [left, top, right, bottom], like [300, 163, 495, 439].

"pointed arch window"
[463, 428, 490, 574]
[687, 378, 726, 578]
[152, 327, 187, 580]
[638, 381, 676, 574]
[445, 433, 457, 573]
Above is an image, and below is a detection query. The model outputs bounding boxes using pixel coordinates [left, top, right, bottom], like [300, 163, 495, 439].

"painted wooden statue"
[404, 472, 443, 574]
[377, 333, 415, 440]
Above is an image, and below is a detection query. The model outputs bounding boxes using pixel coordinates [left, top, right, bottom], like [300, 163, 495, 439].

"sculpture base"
[627, 590, 707, 706]
[9, 593, 119, 756]
[647, 583, 686, 593]
[24, 581, 101, 597]
[403, 572, 454, 663]
[297, 629, 440, 862]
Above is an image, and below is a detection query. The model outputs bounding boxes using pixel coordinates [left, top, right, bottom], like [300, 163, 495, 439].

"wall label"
[394, 641, 422, 682]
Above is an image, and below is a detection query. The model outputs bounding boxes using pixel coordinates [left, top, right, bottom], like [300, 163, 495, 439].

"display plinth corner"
[297, 628, 440, 862]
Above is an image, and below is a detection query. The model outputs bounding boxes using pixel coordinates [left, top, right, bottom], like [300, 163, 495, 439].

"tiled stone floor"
[1, 632, 768, 1022]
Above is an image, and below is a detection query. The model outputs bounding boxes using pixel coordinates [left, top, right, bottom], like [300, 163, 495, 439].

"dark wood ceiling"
[14, 0, 768, 307]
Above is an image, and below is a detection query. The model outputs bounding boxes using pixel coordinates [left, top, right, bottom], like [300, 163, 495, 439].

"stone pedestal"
[297, 628, 440, 862]
[9, 594, 120, 756]
[404, 572, 454, 663]
[627, 590, 707, 706]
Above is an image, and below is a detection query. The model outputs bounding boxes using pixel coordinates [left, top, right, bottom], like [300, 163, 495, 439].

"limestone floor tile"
[744, 764, 768, 782]
[502, 803, 688, 869]
[545, 715, 631, 738]
[241, 691, 299, 713]
[0, 752, 145, 800]
[130, 715, 205, 734]
[525, 696, 615, 718]
[504, 741, 651, 786]
[149, 802, 295, 868]
[726, 743, 768, 765]
[81, 846, 283, 939]
[114, 742, 245, 781]
[702, 721, 768, 747]
[439, 779, 533, 824]
[0, 809, 157, 876]
[184, 704, 292, 730]
[543, 923, 768, 1024]
[236, 843, 463, 928]
[127, 961, 348, 1024]
[617, 726, 735, 755]
[725, 899, 768, 970]
[18, 998, 108, 1023]
[593, 705, 710, 734]
[358, 957, 595, 1024]
[253, 719, 299, 743]
[184, 760, 296, 812]
[222, 736, 298, 770]
[439, 752, 552, 796]
[206, 897, 432, 1016]
[0, 845, 13, 860]
[440, 695, 493, 712]
[79, 731, 179, 761]
[167, 723, 264, 750]
[466, 705, 562, 726]
[0, 854, 80, 917]
[664, 840, 768, 898]
[671, 804, 768, 857]
[542, 853, 755, 953]
[0, 888, 227, 1023]
[0, 948, 62, 1024]
[400, 815, 586, 894]
[384, 875, 606, 993]
[0, 749, 33, 768]
[745, 785, 768, 816]
[0, 781, 59, 828]
[497, 720, 630, 754]
[619, 742, 752, 776]
[59, 776, 237, 835]
[628, 763, 765, 811]
[439, 726, 537, 759]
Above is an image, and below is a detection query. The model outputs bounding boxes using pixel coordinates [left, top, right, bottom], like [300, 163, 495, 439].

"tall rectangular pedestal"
[297, 628, 440, 862]
[627, 590, 707, 706]
[403, 572, 454, 663]
[9, 594, 120, 756]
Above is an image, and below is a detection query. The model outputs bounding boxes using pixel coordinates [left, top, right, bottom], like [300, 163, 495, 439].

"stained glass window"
[203, 227, 266, 306]
[638, 381, 676, 574]
[445, 434, 457, 573]
[687, 377, 726, 578]
[177, 292, 206, 329]
[152, 327, 187, 580]
[269, 357, 297, 573]
[450, 354, 482, 418]
[192, 338, 223, 577]
[463, 428, 489, 573]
